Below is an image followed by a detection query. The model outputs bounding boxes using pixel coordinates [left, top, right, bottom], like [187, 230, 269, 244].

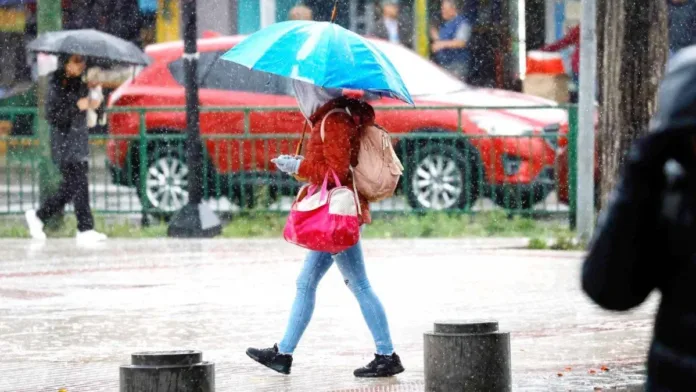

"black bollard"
[424, 320, 511, 392]
[119, 350, 215, 392]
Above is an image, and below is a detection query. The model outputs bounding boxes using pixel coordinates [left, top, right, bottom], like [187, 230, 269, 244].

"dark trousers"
[37, 161, 94, 232]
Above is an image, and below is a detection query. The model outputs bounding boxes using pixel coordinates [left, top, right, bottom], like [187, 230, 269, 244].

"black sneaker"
[246, 344, 293, 375]
[354, 353, 405, 377]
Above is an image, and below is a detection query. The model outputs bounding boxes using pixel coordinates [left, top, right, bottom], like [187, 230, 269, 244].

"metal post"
[414, 0, 428, 56]
[577, 0, 596, 241]
[120, 350, 215, 391]
[167, 0, 222, 238]
[138, 110, 150, 227]
[36, 0, 62, 217]
[567, 105, 578, 230]
[424, 320, 511, 391]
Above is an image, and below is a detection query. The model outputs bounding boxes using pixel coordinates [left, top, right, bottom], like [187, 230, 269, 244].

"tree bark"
[596, 0, 669, 207]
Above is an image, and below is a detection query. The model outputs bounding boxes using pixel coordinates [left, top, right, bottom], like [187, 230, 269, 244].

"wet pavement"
[0, 238, 653, 391]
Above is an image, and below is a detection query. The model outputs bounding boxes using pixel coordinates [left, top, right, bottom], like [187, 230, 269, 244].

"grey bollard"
[424, 320, 511, 392]
[119, 350, 215, 392]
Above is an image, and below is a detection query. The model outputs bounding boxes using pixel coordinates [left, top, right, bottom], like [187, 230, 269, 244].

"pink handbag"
[283, 170, 361, 253]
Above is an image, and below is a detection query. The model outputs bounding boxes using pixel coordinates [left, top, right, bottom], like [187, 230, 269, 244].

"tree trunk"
[596, 0, 668, 207]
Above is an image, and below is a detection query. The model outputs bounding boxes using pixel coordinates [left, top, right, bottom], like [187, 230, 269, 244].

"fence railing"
[0, 104, 578, 222]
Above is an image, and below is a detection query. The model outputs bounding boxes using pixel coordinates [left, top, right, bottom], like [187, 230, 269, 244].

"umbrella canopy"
[221, 20, 413, 105]
[27, 29, 150, 66]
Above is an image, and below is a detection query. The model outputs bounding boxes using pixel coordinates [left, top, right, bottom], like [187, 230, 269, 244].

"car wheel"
[139, 152, 190, 219]
[405, 143, 479, 210]
[492, 188, 548, 210]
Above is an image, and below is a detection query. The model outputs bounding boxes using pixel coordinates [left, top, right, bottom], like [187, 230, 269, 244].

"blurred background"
[0, 0, 583, 99]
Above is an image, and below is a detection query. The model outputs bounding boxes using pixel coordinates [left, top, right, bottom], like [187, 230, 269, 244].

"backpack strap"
[350, 166, 362, 216]
[320, 107, 360, 167]
[320, 108, 351, 142]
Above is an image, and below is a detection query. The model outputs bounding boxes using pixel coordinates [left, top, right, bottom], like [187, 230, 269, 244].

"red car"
[107, 35, 570, 216]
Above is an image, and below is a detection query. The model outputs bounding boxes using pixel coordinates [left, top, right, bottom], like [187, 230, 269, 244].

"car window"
[168, 51, 220, 85]
[201, 52, 287, 95]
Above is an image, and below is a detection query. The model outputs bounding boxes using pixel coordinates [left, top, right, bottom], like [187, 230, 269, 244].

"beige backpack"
[321, 108, 404, 202]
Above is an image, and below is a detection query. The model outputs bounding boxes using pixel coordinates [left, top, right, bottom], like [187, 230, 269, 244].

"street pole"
[414, 0, 428, 57]
[36, 0, 62, 227]
[577, 0, 597, 242]
[167, 0, 222, 238]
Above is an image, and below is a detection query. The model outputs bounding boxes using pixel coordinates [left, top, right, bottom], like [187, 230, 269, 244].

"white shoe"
[76, 230, 107, 244]
[25, 210, 46, 240]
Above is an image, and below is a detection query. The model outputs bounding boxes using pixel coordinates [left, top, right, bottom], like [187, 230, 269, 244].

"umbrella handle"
[295, 121, 309, 156]
[330, 0, 339, 23]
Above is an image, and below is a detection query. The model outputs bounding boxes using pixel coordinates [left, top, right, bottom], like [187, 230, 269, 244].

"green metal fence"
[0, 105, 578, 221]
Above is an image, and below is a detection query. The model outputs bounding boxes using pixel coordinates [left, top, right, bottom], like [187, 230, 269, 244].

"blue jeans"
[278, 240, 395, 355]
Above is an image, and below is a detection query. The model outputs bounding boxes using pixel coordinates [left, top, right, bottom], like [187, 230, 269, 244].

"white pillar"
[545, 0, 556, 44]
[197, 0, 233, 35]
[517, 0, 527, 78]
[349, 0, 358, 31]
[577, 0, 596, 241]
[260, 0, 276, 28]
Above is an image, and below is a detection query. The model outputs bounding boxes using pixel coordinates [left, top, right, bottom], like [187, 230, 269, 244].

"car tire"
[405, 142, 480, 211]
[492, 188, 548, 210]
[138, 148, 190, 220]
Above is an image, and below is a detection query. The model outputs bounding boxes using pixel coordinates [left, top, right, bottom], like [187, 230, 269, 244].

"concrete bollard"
[119, 350, 215, 392]
[424, 320, 511, 392]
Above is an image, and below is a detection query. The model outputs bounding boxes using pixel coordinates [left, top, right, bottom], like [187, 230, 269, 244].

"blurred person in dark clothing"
[24, 54, 107, 244]
[464, 0, 501, 88]
[369, 0, 412, 47]
[430, 0, 472, 81]
[582, 45, 696, 390]
[668, 0, 696, 56]
[65, 0, 142, 46]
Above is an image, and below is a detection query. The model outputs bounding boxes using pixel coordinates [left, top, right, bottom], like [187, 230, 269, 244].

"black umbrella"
[27, 29, 150, 66]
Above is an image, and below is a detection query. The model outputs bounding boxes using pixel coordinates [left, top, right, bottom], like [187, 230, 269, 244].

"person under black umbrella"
[25, 54, 107, 244]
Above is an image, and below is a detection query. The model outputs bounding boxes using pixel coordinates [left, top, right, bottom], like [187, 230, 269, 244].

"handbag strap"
[306, 170, 343, 199]
[305, 169, 362, 216]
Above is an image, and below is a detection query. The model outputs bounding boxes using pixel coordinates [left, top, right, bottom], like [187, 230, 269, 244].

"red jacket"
[296, 97, 374, 224]
[542, 25, 580, 74]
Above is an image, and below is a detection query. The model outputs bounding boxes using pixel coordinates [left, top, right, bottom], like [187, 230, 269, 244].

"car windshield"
[370, 40, 469, 96]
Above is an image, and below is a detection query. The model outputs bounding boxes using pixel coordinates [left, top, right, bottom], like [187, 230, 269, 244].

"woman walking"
[24, 54, 107, 244]
[246, 80, 404, 377]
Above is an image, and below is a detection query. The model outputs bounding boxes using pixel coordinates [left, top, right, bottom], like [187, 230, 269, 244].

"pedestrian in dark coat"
[47, 56, 91, 166]
[24, 54, 107, 244]
[582, 45, 696, 390]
